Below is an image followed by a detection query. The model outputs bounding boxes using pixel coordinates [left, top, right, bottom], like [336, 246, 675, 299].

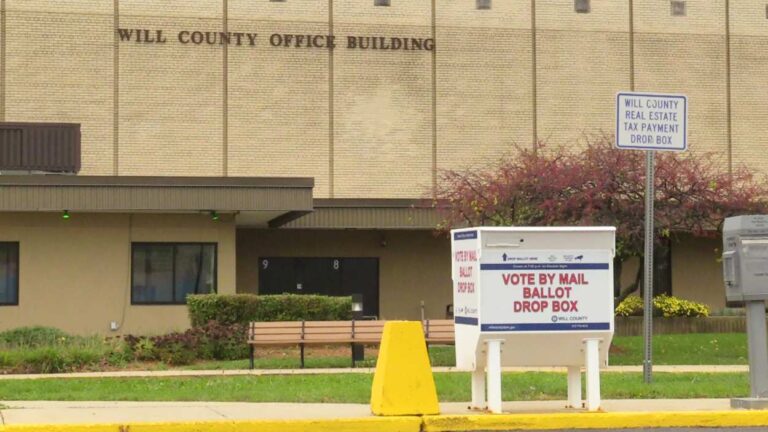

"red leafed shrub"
[123, 321, 247, 365]
[435, 135, 768, 299]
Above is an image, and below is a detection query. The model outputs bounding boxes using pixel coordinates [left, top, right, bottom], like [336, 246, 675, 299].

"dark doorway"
[258, 257, 380, 318]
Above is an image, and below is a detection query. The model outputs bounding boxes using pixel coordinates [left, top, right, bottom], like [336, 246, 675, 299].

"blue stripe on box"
[453, 231, 477, 241]
[480, 263, 609, 270]
[454, 316, 479, 325]
[480, 322, 611, 332]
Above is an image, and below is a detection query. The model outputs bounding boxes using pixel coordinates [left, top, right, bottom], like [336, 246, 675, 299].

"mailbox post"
[723, 215, 768, 409]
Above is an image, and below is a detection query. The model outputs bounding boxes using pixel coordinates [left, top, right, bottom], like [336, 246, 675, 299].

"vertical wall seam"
[531, 0, 537, 153]
[431, 0, 437, 197]
[629, 0, 635, 92]
[113, 0, 119, 175]
[328, 0, 334, 198]
[222, 0, 229, 177]
[0, 0, 6, 122]
[725, 0, 733, 176]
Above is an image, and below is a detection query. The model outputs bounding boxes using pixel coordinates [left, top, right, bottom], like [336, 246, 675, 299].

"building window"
[0, 243, 19, 306]
[374, 0, 390, 6]
[131, 243, 216, 305]
[269, 0, 286, 2]
[575, 0, 590, 13]
[477, 0, 491, 10]
[671, 1, 686, 16]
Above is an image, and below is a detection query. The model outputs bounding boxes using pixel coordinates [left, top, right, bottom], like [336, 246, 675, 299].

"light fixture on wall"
[210, 210, 220, 221]
[62, 210, 70, 220]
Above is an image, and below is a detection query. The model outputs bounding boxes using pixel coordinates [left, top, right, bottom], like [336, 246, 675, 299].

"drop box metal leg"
[470, 368, 486, 410]
[731, 300, 768, 409]
[584, 338, 601, 412]
[486, 339, 503, 414]
[566, 366, 581, 409]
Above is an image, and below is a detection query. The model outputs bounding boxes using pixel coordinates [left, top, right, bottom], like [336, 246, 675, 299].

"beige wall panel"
[536, 31, 629, 148]
[634, 34, 726, 154]
[6, 0, 109, 14]
[228, 0, 327, 22]
[0, 213, 236, 335]
[227, 19, 330, 197]
[436, 0, 530, 30]
[332, 23, 433, 198]
[236, 229, 452, 320]
[118, 15, 223, 176]
[634, 0, 725, 35]
[730, 36, 768, 174]
[334, 0, 430, 26]
[671, 235, 725, 311]
[4, 4, 113, 175]
[731, 1, 768, 36]
[536, 0, 628, 32]
[119, 0, 221, 19]
[436, 28, 532, 170]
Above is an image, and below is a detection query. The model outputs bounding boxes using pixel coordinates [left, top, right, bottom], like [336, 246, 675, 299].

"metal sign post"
[616, 92, 687, 384]
[643, 151, 654, 383]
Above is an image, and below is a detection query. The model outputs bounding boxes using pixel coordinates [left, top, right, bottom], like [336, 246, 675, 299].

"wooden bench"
[248, 319, 454, 368]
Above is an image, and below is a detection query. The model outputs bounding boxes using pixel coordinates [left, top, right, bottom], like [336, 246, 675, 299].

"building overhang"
[0, 176, 314, 224]
[275, 198, 441, 230]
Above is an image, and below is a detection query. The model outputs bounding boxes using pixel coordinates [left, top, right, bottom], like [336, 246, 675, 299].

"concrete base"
[731, 398, 768, 410]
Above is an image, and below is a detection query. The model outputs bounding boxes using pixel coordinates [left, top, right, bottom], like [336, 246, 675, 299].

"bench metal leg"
[300, 344, 305, 369]
[249, 346, 255, 370]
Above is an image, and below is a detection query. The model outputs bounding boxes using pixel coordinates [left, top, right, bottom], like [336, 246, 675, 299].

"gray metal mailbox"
[722, 214, 768, 408]
[723, 215, 768, 302]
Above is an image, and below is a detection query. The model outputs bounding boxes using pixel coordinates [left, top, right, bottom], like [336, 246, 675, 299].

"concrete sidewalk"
[0, 399, 737, 425]
[0, 365, 749, 380]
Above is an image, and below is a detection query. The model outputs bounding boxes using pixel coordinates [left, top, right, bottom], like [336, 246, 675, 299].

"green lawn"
[608, 333, 748, 365]
[181, 333, 748, 371]
[0, 372, 748, 403]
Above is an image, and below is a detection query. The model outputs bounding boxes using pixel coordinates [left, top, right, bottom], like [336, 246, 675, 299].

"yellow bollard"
[370, 321, 440, 416]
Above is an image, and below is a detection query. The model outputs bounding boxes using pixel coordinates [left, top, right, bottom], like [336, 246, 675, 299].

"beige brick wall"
[536, 30, 630, 149]
[634, 0, 725, 35]
[2, 0, 768, 188]
[436, 15, 532, 170]
[633, 34, 727, 155]
[731, 36, 768, 173]
[118, 1, 223, 176]
[332, 13, 433, 198]
[227, 1, 330, 197]
[4, 0, 113, 174]
[730, 1, 768, 173]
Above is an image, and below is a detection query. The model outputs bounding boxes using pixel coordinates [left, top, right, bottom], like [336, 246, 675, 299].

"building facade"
[0, 0, 759, 334]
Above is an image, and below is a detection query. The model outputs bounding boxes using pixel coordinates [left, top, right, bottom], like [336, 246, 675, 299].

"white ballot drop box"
[451, 227, 616, 413]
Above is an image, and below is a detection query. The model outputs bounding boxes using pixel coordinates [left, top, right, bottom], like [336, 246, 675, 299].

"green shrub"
[187, 294, 352, 327]
[615, 294, 710, 318]
[0, 326, 69, 348]
[0, 335, 130, 373]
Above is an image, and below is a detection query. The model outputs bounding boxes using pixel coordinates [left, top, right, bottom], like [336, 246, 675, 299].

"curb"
[4, 410, 768, 432]
[423, 410, 768, 431]
[0, 417, 422, 432]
